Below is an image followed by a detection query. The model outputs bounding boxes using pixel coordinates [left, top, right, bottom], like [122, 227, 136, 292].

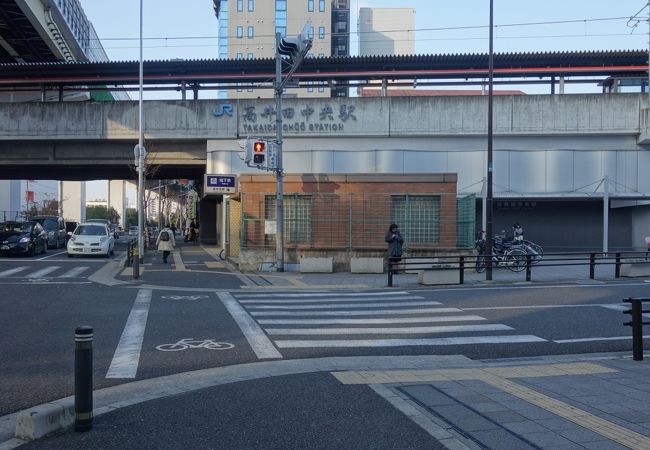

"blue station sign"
[204, 174, 238, 195]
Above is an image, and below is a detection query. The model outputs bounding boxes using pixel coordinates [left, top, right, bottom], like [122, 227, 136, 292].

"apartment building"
[214, 0, 350, 98]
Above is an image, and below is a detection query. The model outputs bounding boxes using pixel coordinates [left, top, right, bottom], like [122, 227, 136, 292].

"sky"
[75, 0, 649, 200]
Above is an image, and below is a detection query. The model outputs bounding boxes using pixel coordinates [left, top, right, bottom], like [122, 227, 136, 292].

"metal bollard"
[133, 247, 139, 279]
[74, 326, 93, 432]
[615, 253, 621, 279]
[631, 300, 644, 361]
[459, 256, 464, 285]
[387, 259, 393, 287]
[526, 255, 532, 282]
[589, 253, 596, 279]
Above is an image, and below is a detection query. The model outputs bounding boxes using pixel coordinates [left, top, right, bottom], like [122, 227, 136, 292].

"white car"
[67, 222, 115, 258]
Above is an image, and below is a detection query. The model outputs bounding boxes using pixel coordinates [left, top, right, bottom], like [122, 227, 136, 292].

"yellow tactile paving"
[332, 362, 650, 449]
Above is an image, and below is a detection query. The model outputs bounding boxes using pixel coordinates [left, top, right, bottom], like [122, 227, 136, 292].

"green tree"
[125, 208, 138, 227]
[86, 205, 120, 222]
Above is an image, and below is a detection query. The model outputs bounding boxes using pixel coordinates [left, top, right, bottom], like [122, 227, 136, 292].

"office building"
[358, 7, 415, 56]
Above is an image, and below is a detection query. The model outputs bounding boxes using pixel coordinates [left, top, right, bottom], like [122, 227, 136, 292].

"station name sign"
[204, 174, 238, 195]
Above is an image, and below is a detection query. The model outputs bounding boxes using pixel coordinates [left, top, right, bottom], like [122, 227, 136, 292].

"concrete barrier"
[350, 257, 384, 274]
[418, 269, 460, 285]
[300, 257, 333, 273]
[15, 399, 74, 440]
[620, 261, 650, 277]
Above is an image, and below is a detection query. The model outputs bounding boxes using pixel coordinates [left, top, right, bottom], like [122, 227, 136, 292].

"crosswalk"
[0, 265, 93, 279]
[232, 290, 545, 351]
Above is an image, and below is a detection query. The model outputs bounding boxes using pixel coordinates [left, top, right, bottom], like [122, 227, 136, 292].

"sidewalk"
[8, 352, 650, 449]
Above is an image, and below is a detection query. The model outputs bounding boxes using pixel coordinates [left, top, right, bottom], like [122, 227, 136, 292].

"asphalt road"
[1, 250, 647, 418]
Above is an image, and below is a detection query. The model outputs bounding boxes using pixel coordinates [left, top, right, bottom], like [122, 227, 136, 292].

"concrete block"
[300, 257, 333, 273]
[15, 399, 74, 440]
[350, 257, 384, 273]
[418, 269, 460, 285]
[404, 258, 437, 273]
[620, 261, 650, 277]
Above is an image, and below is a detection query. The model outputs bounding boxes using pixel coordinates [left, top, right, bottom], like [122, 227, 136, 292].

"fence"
[0, 211, 24, 222]
[239, 192, 475, 251]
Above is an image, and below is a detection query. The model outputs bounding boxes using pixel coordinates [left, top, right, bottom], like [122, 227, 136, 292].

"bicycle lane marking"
[217, 292, 282, 359]
[106, 289, 153, 379]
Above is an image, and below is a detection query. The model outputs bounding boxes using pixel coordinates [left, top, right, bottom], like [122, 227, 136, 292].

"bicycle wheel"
[156, 343, 188, 351]
[527, 243, 544, 264]
[475, 255, 486, 273]
[218, 249, 225, 260]
[504, 248, 527, 272]
[204, 341, 234, 350]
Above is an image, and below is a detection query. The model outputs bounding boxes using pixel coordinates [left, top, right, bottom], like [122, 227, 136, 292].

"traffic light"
[252, 140, 266, 165]
[278, 26, 312, 60]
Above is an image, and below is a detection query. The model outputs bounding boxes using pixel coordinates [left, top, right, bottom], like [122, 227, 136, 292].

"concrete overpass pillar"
[61, 181, 86, 222]
[108, 180, 126, 228]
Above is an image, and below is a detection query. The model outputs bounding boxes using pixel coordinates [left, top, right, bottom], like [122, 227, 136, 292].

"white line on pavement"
[217, 292, 282, 359]
[239, 296, 425, 304]
[246, 301, 442, 310]
[274, 335, 547, 348]
[25, 266, 60, 278]
[554, 336, 636, 344]
[235, 291, 411, 298]
[58, 266, 90, 278]
[172, 252, 186, 271]
[250, 307, 462, 317]
[106, 289, 152, 379]
[258, 315, 487, 325]
[265, 324, 513, 335]
[462, 303, 621, 311]
[0, 267, 29, 277]
[36, 251, 66, 260]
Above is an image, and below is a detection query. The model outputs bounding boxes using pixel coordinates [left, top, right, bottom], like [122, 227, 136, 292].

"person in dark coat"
[385, 223, 404, 273]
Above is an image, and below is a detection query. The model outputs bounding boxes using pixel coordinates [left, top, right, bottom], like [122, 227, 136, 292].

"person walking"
[156, 223, 176, 264]
[385, 223, 404, 273]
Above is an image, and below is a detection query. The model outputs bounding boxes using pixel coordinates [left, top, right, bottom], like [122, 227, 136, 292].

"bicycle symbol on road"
[156, 338, 234, 352]
[161, 295, 210, 301]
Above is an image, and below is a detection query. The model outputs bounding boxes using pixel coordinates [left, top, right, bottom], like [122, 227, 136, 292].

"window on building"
[247, 52, 254, 59]
[236, 82, 242, 92]
[319, 26, 325, 39]
[275, 0, 286, 10]
[318, 81, 325, 93]
[391, 195, 441, 244]
[236, 52, 243, 59]
[266, 195, 312, 244]
[248, 0, 254, 11]
[237, 0, 243, 11]
[307, 81, 313, 93]
[236, 26, 243, 38]
[319, 0, 325, 11]
[247, 82, 254, 92]
[247, 26, 254, 38]
[275, 26, 286, 36]
[308, 0, 314, 12]
[307, 26, 314, 39]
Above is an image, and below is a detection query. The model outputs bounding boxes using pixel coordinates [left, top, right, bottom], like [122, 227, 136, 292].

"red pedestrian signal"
[253, 141, 266, 164]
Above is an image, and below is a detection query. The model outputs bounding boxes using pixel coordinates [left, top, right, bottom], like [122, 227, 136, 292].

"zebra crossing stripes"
[232, 291, 546, 350]
[25, 267, 60, 278]
[0, 267, 29, 277]
[0, 265, 91, 279]
[58, 266, 90, 278]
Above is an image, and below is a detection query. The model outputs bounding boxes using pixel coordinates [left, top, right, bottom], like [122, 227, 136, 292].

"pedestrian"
[156, 223, 175, 264]
[170, 224, 177, 236]
[385, 223, 404, 273]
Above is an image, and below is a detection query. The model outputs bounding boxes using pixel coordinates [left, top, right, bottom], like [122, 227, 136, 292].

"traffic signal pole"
[275, 32, 285, 272]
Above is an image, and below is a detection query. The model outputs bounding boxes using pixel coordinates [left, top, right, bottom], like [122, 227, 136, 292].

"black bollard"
[74, 326, 93, 432]
[133, 246, 139, 279]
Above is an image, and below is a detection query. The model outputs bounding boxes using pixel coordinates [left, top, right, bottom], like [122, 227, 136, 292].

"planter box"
[350, 257, 384, 273]
[620, 261, 650, 277]
[418, 269, 460, 285]
[300, 257, 333, 273]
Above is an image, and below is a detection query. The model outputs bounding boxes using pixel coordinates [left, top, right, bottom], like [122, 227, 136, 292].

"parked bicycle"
[474, 238, 527, 273]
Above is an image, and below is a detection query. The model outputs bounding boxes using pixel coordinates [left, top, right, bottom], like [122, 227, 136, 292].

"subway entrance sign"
[204, 174, 238, 195]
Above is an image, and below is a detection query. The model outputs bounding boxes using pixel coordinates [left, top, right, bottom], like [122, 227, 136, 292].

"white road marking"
[236, 291, 412, 298]
[58, 266, 90, 278]
[258, 315, 487, 325]
[106, 289, 152, 379]
[172, 252, 186, 271]
[250, 307, 462, 317]
[266, 324, 513, 335]
[25, 266, 60, 278]
[274, 335, 546, 348]
[36, 251, 66, 260]
[554, 336, 635, 344]
[217, 292, 282, 359]
[462, 303, 621, 311]
[0, 267, 29, 277]
[239, 296, 424, 304]
[415, 282, 650, 293]
[0, 281, 91, 285]
[246, 301, 442, 310]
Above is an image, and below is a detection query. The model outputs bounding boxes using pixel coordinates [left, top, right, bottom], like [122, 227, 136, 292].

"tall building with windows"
[214, 0, 349, 98]
[358, 7, 415, 56]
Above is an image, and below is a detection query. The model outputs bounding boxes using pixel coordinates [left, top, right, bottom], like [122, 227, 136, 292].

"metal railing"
[386, 251, 650, 287]
[623, 297, 650, 361]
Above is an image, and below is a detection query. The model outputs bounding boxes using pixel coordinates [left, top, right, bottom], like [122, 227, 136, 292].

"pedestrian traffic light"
[253, 140, 266, 165]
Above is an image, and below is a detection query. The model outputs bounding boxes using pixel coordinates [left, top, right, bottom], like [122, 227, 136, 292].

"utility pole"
[486, 0, 495, 281]
[275, 33, 285, 272]
[136, 0, 146, 262]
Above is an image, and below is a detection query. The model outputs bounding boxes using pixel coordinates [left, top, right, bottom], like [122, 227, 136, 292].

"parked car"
[31, 215, 66, 249]
[86, 219, 119, 239]
[67, 223, 115, 258]
[65, 221, 78, 243]
[128, 226, 139, 237]
[0, 221, 47, 256]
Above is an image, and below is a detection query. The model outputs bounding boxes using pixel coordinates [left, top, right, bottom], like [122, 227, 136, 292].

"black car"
[32, 215, 67, 249]
[0, 221, 47, 256]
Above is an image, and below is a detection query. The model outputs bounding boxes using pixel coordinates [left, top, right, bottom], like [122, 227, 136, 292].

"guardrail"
[623, 297, 650, 361]
[386, 251, 650, 287]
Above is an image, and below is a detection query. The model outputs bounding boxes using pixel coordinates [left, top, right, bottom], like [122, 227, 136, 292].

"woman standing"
[385, 223, 404, 272]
